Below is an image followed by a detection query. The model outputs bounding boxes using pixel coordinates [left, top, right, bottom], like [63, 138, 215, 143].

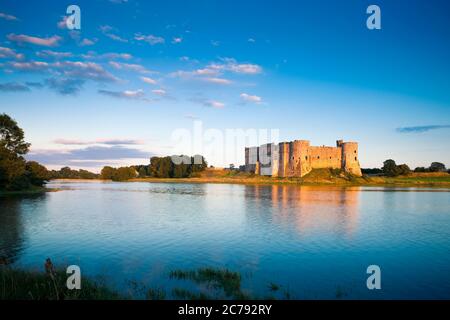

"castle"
[244, 139, 362, 177]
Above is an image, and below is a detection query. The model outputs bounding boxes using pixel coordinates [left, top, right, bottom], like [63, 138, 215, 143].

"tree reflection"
[0, 195, 45, 265]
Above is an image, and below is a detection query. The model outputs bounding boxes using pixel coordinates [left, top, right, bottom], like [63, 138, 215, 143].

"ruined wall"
[308, 146, 342, 170]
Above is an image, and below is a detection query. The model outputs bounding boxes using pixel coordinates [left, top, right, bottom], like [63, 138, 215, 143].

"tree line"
[362, 160, 448, 177]
[100, 156, 207, 181]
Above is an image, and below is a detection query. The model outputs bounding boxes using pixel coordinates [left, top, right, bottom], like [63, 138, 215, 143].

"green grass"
[169, 267, 243, 298]
[1, 265, 293, 300]
[0, 267, 122, 300]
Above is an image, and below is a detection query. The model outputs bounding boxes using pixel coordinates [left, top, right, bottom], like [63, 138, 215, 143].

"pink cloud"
[7, 34, 62, 47]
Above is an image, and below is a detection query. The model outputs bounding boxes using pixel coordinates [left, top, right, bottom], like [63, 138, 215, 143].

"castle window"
[305, 156, 307, 160]
[355, 157, 357, 161]
[354, 150, 356, 153]
[329, 157, 332, 159]
[317, 156, 320, 159]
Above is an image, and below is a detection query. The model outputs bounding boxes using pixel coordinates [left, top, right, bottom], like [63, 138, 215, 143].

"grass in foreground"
[0, 265, 292, 300]
[0, 267, 122, 300]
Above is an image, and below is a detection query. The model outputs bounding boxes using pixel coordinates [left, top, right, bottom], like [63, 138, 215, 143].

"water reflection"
[245, 185, 360, 236]
[0, 198, 25, 264]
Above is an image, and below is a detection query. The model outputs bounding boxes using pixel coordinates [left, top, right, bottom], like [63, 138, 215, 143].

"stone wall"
[244, 139, 362, 177]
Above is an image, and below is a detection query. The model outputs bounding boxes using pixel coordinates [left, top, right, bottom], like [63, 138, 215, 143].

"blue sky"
[0, 0, 449, 171]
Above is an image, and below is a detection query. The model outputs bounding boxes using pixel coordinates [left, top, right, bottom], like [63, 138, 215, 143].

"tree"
[429, 162, 446, 172]
[382, 159, 401, 177]
[397, 164, 411, 176]
[101, 166, 116, 180]
[0, 114, 29, 190]
[0, 114, 30, 155]
[112, 167, 137, 181]
[150, 156, 173, 178]
[25, 161, 49, 186]
[0, 148, 26, 190]
[138, 166, 147, 178]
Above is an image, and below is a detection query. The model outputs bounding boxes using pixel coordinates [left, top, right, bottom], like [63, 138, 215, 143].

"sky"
[0, 0, 449, 171]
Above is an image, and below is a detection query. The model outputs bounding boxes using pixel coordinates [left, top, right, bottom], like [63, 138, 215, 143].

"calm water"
[1, 181, 450, 299]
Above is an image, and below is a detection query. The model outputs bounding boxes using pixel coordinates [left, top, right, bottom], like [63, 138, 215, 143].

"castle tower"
[341, 142, 362, 176]
[289, 140, 311, 177]
[278, 142, 290, 177]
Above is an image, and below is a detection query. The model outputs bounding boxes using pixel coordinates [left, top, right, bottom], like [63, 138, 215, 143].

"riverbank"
[0, 186, 52, 197]
[50, 169, 450, 188]
[130, 169, 450, 188]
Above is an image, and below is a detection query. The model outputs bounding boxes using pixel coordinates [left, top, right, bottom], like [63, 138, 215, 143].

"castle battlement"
[244, 139, 362, 177]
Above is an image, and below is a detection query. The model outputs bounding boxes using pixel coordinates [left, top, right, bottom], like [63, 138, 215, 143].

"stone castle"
[244, 139, 362, 177]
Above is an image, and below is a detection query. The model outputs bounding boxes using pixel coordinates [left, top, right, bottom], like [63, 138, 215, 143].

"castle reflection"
[245, 185, 361, 237]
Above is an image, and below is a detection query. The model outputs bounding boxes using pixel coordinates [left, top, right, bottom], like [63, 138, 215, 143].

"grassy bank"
[49, 169, 450, 188]
[0, 186, 50, 197]
[130, 169, 450, 188]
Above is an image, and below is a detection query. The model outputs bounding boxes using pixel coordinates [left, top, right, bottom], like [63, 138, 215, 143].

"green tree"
[397, 164, 411, 176]
[0, 114, 30, 190]
[101, 166, 116, 180]
[382, 159, 401, 177]
[138, 166, 147, 178]
[25, 161, 49, 186]
[429, 162, 446, 172]
[0, 113, 30, 155]
[112, 167, 137, 181]
[150, 156, 174, 178]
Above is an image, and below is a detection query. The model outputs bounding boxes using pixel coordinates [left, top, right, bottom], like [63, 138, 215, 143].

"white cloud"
[98, 89, 148, 100]
[80, 38, 96, 46]
[209, 58, 262, 74]
[81, 51, 132, 60]
[172, 37, 183, 44]
[99, 25, 128, 43]
[36, 50, 72, 59]
[9, 61, 49, 71]
[152, 89, 166, 96]
[207, 100, 225, 109]
[134, 33, 165, 45]
[0, 46, 24, 60]
[57, 16, 68, 29]
[109, 61, 151, 74]
[203, 77, 232, 85]
[240, 93, 262, 104]
[140, 76, 157, 85]
[0, 12, 18, 21]
[106, 33, 128, 43]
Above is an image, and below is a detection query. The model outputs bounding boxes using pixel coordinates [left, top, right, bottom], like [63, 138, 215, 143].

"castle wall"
[308, 146, 342, 170]
[278, 142, 290, 177]
[245, 139, 362, 177]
